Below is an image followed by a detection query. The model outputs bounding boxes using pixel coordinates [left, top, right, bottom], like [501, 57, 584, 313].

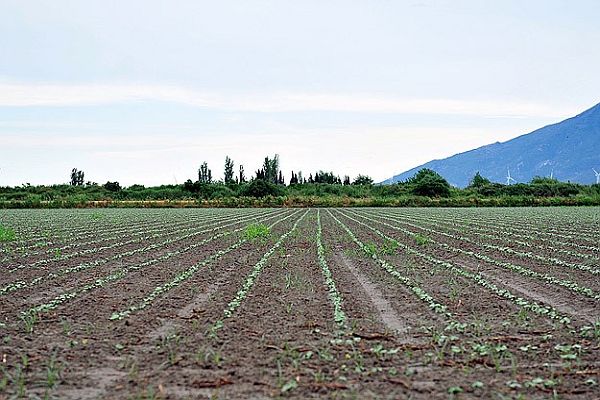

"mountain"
[381, 102, 600, 187]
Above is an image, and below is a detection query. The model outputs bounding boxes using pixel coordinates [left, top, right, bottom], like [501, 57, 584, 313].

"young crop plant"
[316, 210, 348, 329]
[243, 223, 271, 241]
[0, 225, 16, 242]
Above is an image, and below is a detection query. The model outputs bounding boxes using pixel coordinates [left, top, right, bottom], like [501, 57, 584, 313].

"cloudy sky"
[1, 0, 599, 186]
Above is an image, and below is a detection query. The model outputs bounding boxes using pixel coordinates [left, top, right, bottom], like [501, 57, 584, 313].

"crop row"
[6, 209, 272, 272]
[1, 209, 280, 296]
[109, 209, 304, 321]
[17, 210, 294, 329]
[336, 210, 570, 324]
[327, 210, 451, 318]
[390, 209, 600, 256]
[369, 210, 600, 277]
[361, 211, 600, 297]
[316, 209, 347, 330]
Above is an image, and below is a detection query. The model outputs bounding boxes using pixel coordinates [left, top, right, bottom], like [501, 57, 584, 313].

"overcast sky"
[1, 0, 599, 186]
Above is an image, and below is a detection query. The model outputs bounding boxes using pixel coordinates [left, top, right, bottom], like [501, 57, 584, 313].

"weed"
[363, 242, 378, 258]
[0, 225, 15, 242]
[243, 223, 270, 240]
[414, 234, 430, 246]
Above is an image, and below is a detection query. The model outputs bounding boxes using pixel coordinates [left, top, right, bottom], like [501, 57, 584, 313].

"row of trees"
[191, 155, 374, 188]
[65, 162, 597, 200]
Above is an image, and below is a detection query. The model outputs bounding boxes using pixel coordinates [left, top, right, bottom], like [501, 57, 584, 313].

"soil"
[0, 208, 599, 399]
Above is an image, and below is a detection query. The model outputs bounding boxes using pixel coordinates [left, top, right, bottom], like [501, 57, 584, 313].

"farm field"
[0, 207, 599, 399]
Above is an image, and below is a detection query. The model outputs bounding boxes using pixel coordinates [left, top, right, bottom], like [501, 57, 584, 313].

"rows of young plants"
[16, 210, 294, 330]
[5, 209, 272, 273]
[315, 209, 348, 330]
[0, 209, 239, 256]
[390, 208, 600, 256]
[208, 210, 310, 334]
[0, 209, 175, 251]
[326, 210, 452, 318]
[335, 210, 571, 325]
[396, 210, 600, 263]
[409, 208, 600, 247]
[358, 210, 600, 300]
[0, 209, 234, 261]
[370, 209, 600, 278]
[462, 208, 600, 239]
[110, 209, 305, 321]
[0, 209, 280, 296]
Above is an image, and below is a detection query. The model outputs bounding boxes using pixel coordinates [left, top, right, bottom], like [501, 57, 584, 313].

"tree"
[289, 171, 298, 185]
[409, 168, 451, 197]
[261, 154, 280, 184]
[352, 175, 374, 185]
[469, 172, 491, 188]
[343, 175, 351, 185]
[239, 165, 246, 184]
[224, 156, 235, 184]
[70, 168, 85, 186]
[103, 181, 122, 192]
[198, 162, 212, 184]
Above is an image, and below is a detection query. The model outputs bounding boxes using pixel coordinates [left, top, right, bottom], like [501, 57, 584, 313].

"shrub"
[241, 179, 282, 198]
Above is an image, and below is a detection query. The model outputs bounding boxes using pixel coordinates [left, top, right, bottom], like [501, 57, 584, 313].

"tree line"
[1, 156, 595, 206]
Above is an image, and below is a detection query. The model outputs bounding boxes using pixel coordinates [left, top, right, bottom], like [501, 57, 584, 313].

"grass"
[243, 223, 270, 240]
[0, 225, 16, 242]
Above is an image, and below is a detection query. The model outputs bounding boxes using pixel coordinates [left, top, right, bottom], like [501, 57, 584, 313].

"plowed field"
[1, 207, 599, 399]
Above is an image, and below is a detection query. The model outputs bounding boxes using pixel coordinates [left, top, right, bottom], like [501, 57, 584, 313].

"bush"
[241, 179, 282, 198]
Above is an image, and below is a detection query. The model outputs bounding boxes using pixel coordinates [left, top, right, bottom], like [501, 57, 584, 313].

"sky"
[1, 0, 599, 186]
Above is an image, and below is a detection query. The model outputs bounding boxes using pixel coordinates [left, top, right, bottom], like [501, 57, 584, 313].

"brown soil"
[0, 208, 599, 400]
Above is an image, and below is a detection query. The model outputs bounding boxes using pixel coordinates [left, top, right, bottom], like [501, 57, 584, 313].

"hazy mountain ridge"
[382, 102, 600, 187]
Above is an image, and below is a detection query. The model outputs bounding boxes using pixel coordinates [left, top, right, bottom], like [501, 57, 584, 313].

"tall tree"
[261, 154, 280, 184]
[198, 162, 212, 184]
[224, 156, 235, 184]
[239, 164, 246, 184]
[70, 168, 85, 186]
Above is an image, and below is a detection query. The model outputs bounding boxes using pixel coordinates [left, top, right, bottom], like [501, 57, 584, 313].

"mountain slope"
[382, 102, 600, 187]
